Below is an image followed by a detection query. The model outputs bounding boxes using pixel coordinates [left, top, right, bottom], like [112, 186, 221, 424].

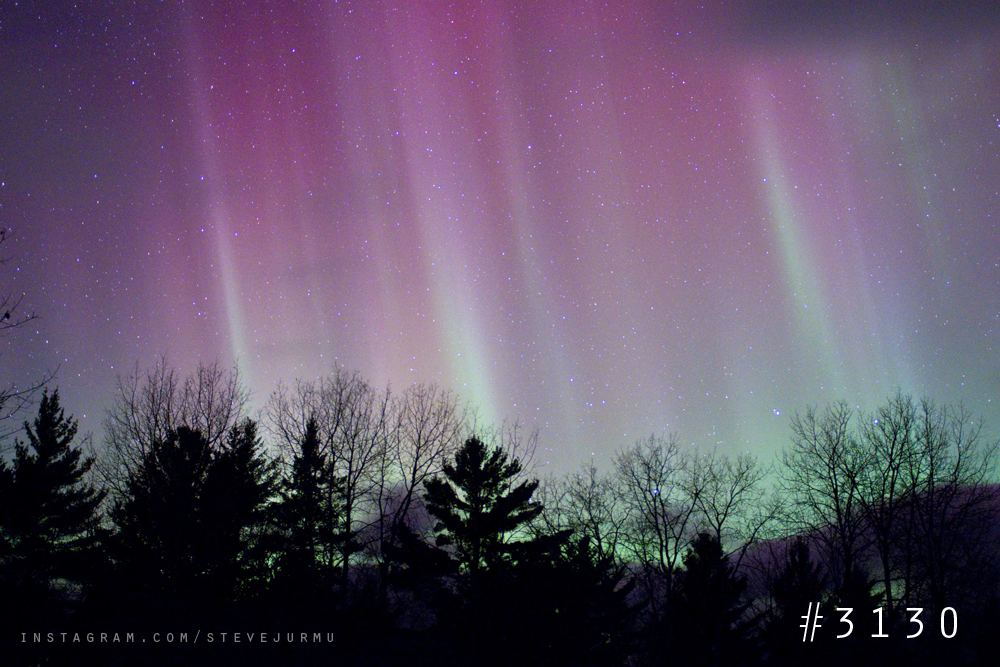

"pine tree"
[203, 418, 280, 600]
[0, 389, 105, 589]
[502, 534, 636, 667]
[408, 440, 639, 666]
[395, 437, 553, 666]
[274, 417, 340, 586]
[772, 538, 826, 619]
[0, 389, 106, 646]
[658, 532, 752, 667]
[423, 436, 542, 578]
[111, 425, 215, 602]
[110, 420, 279, 612]
[764, 537, 829, 664]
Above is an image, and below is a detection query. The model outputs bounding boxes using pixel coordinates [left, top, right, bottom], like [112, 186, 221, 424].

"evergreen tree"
[0, 390, 106, 666]
[763, 537, 829, 664]
[203, 418, 280, 600]
[771, 538, 827, 620]
[501, 534, 636, 667]
[0, 389, 105, 593]
[423, 436, 542, 578]
[658, 532, 753, 667]
[395, 437, 574, 666]
[273, 418, 341, 589]
[108, 420, 279, 618]
[110, 425, 216, 605]
[824, 566, 886, 663]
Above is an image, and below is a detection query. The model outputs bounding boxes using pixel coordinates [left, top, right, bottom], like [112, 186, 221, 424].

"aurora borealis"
[2, 0, 999, 472]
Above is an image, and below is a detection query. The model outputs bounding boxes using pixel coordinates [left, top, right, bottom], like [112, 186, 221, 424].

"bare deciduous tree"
[267, 367, 392, 586]
[96, 357, 249, 501]
[852, 391, 917, 613]
[778, 402, 869, 597]
[0, 228, 54, 448]
[466, 414, 540, 483]
[901, 399, 1000, 613]
[536, 459, 628, 563]
[779, 395, 1000, 615]
[686, 448, 780, 570]
[376, 383, 466, 550]
[612, 433, 699, 609]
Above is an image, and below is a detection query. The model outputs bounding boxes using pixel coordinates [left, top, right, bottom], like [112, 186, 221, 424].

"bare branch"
[95, 356, 249, 503]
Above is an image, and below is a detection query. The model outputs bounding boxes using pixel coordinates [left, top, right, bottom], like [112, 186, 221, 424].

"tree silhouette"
[110, 425, 216, 612]
[0, 389, 106, 664]
[505, 534, 636, 667]
[98, 358, 250, 503]
[202, 418, 280, 601]
[0, 388, 106, 581]
[386, 436, 551, 665]
[389, 436, 642, 666]
[423, 436, 542, 579]
[107, 420, 278, 623]
[762, 537, 829, 664]
[657, 532, 752, 667]
[778, 403, 868, 600]
[611, 434, 699, 614]
[266, 368, 390, 588]
[536, 460, 629, 565]
[772, 537, 826, 624]
[374, 382, 466, 586]
[272, 417, 343, 597]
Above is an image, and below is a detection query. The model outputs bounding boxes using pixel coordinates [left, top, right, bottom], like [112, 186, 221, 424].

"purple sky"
[3, 0, 999, 472]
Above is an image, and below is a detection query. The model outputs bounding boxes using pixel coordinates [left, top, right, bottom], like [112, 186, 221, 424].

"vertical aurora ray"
[478, 6, 581, 451]
[379, 4, 503, 421]
[835, 58, 924, 396]
[323, 9, 408, 386]
[179, 9, 251, 382]
[209, 210, 250, 367]
[813, 60, 906, 397]
[6, 0, 998, 473]
[748, 74, 844, 392]
[878, 56, 959, 305]
[741, 55, 955, 408]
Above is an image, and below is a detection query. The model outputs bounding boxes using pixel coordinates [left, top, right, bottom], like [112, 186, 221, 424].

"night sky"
[2, 0, 999, 473]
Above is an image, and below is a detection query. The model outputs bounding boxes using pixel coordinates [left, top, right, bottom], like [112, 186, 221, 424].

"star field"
[2, 0, 999, 472]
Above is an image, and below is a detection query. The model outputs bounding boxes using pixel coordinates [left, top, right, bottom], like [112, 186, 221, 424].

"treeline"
[1, 361, 999, 666]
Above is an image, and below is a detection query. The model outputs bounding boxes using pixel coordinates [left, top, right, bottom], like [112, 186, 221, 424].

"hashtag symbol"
[801, 601, 823, 642]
